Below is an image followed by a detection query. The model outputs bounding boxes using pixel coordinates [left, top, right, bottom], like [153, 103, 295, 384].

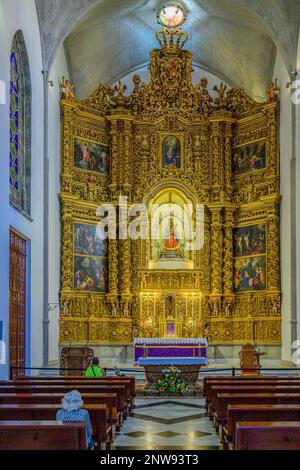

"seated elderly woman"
[56, 390, 93, 449]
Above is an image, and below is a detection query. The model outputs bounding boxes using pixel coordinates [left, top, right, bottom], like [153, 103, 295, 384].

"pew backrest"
[0, 421, 87, 450]
[235, 421, 300, 450]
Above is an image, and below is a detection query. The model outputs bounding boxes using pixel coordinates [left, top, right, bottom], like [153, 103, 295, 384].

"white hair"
[61, 390, 84, 411]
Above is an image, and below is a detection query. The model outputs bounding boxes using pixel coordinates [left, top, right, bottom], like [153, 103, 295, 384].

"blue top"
[56, 408, 93, 448]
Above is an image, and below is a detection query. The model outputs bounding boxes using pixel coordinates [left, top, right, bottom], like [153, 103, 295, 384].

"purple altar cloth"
[134, 344, 207, 362]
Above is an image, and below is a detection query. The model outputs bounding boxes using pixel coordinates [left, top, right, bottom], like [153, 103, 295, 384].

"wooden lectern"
[60, 347, 94, 376]
[239, 343, 266, 375]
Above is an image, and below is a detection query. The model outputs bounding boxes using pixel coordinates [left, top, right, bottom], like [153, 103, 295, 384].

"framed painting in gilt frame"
[232, 138, 266, 176]
[160, 133, 184, 170]
[233, 255, 267, 293]
[74, 136, 111, 175]
[73, 222, 108, 293]
[233, 224, 266, 258]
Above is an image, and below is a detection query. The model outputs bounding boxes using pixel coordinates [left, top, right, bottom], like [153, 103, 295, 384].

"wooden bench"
[0, 384, 128, 417]
[205, 379, 300, 407]
[0, 392, 120, 434]
[224, 404, 300, 449]
[0, 381, 131, 415]
[203, 375, 300, 396]
[235, 421, 300, 450]
[0, 403, 110, 449]
[214, 393, 300, 432]
[209, 385, 300, 417]
[17, 376, 136, 404]
[0, 421, 87, 450]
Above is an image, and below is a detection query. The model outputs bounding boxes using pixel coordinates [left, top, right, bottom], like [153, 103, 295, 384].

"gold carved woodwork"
[59, 26, 281, 346]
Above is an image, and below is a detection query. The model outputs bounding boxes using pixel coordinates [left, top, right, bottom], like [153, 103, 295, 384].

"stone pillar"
[266, 196, 281, 292]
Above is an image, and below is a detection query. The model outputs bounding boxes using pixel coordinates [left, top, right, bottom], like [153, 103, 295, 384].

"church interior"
[1, 0, 300, 453]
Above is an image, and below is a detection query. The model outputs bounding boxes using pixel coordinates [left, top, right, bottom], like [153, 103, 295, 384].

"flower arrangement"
[156, 366, 187, 395]
[197, 322, 210, 340]
[133, 322, 159, 338]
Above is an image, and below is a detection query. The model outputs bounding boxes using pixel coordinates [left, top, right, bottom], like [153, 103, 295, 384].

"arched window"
[10, 31, 31, 216]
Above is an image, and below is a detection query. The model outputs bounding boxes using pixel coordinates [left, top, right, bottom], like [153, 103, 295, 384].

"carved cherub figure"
[60, 76, 76, 99]
[131, 74, 145, 113]
[196, 77, 213, 116]
[111, 80, 131, 108]
[114, 80, 127, 96]
[267, 79, 280, 102]
[213, 82, 228, 109]
[111, 302, 117, 317]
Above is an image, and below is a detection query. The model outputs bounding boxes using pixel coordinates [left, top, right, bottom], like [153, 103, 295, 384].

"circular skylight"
[157, 4, 186, 28]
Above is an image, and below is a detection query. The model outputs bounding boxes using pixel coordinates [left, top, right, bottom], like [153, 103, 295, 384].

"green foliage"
[156, 366, 187, 395]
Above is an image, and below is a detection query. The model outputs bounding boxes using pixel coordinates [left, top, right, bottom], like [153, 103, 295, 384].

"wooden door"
[9, 230, 27, 377]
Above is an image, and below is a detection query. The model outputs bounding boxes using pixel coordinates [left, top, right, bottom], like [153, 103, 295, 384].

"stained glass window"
[158, 4, 186, 28]
[9, 31, 31, 216]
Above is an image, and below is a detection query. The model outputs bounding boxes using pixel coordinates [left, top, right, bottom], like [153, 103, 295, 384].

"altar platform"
[137, 356, 208, 387]
[134, 338, 207, 362]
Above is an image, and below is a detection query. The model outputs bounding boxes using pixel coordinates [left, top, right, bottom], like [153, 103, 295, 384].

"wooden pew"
[0, 403, 110, 449]
[224, 404, 300, 449]
[205, 378, 300, 407]
[203, 375, 300, 396]
[215, 393, 300, 432]
[0, 380, 132, 415]
[0, 421, 87, 450]
[17, 376, 136, 402]
[0, 392, 119, 434]
[209, 385, 300, 416]
[0, 384, 128, 417]
[235, 421, 300, 450]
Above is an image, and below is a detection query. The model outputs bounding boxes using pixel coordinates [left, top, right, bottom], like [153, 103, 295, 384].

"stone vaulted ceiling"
[35, 0, 300, 100]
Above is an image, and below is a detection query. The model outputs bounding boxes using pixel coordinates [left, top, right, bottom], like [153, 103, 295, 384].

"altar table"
[137, 357, 208, 386]
[134, 338, 207, 362]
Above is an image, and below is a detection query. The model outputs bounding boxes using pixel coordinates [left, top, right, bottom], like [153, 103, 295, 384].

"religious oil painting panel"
[74, 137, 110, 175]
[232, 139, 266, 176]
[74, 223, 108, 257]
[74, 255, 108, 292]
[233, 255, 266, 292]
[161, 134, 182, 169]
[233, 224, 266, 257]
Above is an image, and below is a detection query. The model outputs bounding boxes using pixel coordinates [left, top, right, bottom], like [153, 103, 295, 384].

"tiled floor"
[112, 398, 221, 450]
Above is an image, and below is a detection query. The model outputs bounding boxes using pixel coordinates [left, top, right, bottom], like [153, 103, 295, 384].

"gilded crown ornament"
[156, 27, 189, 51]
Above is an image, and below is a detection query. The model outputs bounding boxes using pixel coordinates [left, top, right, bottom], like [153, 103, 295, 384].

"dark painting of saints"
[232, 140, 266, 176]
[233, 224, 266, 257]
[233, 256, 266, 293]
[162, 135, 181, 169]
[74, 256, 108, 293]
[74, 137, 110, 175]
[74, 223, 108, 257]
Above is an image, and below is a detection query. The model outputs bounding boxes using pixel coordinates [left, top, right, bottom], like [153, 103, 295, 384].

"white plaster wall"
[48, 45, 70, 363]
[295, 28, 300, 348]
[0, 0, 44, 378]
[273, 50, 292, 362]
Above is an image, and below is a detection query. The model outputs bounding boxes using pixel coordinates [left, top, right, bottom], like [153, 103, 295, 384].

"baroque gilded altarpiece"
[59, 27, 281, 347]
